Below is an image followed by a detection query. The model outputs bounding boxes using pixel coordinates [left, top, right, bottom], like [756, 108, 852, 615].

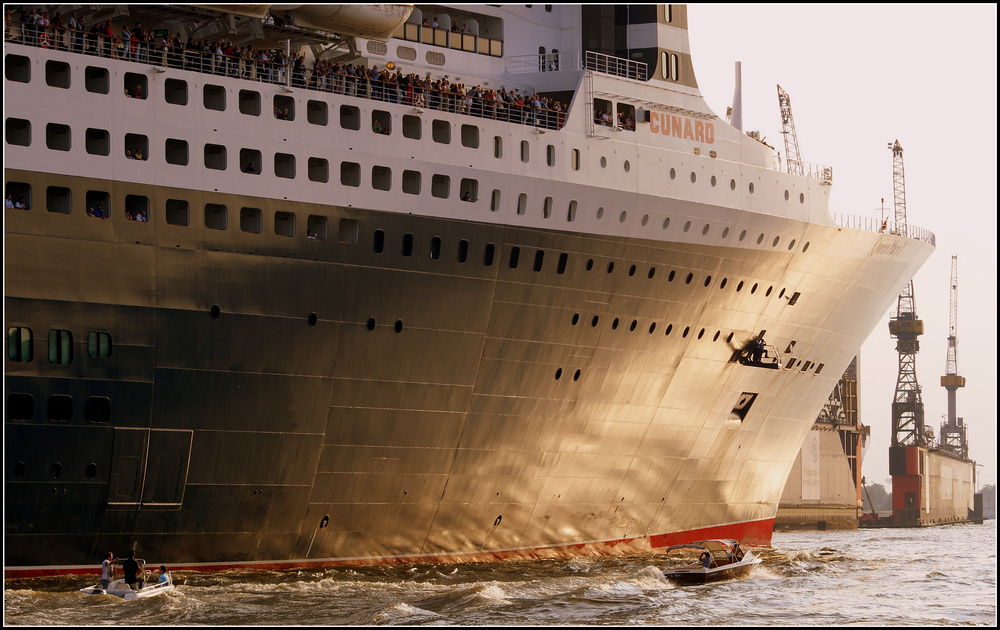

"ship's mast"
[939, 255, 968, 457]
[777, 85, 803, 176]
[887, 140, 926, 447]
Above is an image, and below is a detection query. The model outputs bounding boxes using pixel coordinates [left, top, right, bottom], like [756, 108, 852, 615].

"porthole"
[802, 242, 810, 252]
[641, 214, 649, 226]
[14, 462, 26, 479]
[726, 332, 734, 343]
[772, 236, 780, 247]
[366, 318, 376, 331]
[86, 463, 98, 479]
[629, 320, 638, 331]
[573, 369, 581, 381]
[663, 217, 671, 229]
[720, 278, 728, 289]
[555, 368, 563, 380]
[690, 172, 697, 183]
[308, 313, 318, 327]
[730, 179, 736, 190]
[779, 288, 786, 299]
[788, 239, 796, 250]
[601, 156, 607, 168]
[664, 324, 673, 336]
[51, 462, 63, 479]
[648, 267, 656, 279]
[597, 207, 605, 220]
[682, 326, 690, 338]
[749, 183, 755, 193]
[736, 281, 744, 292]
[765, 286, 773, 296]
[799, 193, 805, 204]
[670, 168, 676, 180]
[697, 328, 705, 339]
[668, 270, 676, 282]
[751, 283, 758, 294]
[685, 273, 693, 284]
[711, 175, 717, 187]
[704, 275, 712, 287]
[607, 261, 615, 273]
[210, 305, 221, 319]
[394, 320, 403, 333]
[612, 318, 620, 330]
[683, 221, 691, 232]
[586, 258, 594, 271]
[628, 264, 637, 276]
[784, 190, 790, 201]
[756, 233, 765, 245]
[722, 227, 730, 238]
[624, 160, 630, 172]
[572, 313, 580, 325]
[739, 230, 747, 241]
[619, 211, 627, 223]
[713, 331, 720, 341]
[591, 315, 599, 327]
[702, 224, 710, 235]
[648, 322, 657, 333]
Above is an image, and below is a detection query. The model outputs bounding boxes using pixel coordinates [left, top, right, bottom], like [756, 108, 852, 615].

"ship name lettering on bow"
[648, 112, 715, 144]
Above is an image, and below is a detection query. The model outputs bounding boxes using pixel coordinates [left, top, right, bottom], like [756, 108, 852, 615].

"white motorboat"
[79, 560, 175, 600]
[661, 539, 761, 585]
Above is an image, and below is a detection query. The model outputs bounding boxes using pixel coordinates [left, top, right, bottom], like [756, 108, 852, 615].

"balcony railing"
[831, 213, 935, 246]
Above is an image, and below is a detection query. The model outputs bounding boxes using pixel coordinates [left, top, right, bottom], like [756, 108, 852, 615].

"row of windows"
[7, 392, 111, 426]
[8, 327, 111, 364]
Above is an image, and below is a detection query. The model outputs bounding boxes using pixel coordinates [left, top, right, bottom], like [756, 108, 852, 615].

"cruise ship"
[4, 4, 935, 577]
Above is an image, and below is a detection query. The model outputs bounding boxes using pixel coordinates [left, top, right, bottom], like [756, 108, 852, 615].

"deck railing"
[831, 213, 936, 246]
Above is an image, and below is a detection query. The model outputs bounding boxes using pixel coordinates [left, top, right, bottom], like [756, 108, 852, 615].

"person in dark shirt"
[122, 550, 141, 589]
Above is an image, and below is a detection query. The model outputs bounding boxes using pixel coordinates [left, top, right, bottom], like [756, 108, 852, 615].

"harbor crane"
[939, 256, 968, 458]
[887, 140, 927, 450]
[777, 85, 803, 176]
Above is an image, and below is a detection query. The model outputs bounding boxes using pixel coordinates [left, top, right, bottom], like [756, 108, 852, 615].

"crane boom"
[777, 85, 803, 176]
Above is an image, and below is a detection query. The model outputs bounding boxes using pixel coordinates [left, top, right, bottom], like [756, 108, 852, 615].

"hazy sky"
[687, 4, 997, 489]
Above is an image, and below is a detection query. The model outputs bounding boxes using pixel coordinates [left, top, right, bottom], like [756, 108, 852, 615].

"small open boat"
[79, 559, 175, 600]
[661, 539, 761, 585]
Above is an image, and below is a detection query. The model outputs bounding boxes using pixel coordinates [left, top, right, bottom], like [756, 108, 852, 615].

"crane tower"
[939, 256, 968, 457]
[887, 140, 926, 448]
[777, 85, 803, 176]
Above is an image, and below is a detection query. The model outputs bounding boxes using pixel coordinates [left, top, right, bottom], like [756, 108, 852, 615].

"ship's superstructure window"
[341, 162, 361, 187]
[373, 229, 385, 253]
[125, 195, 149, 222]
[308, 215, 328, 240]
[546, 145, 555, 166]
[461, 124, 479, 148]
[239, 90, 261, 116]
[205, 143, 227, 170]
[372, 165, 392, 190]
[372, 110, 392, 134]
[517, 193, 527, 215]
[307, 100, 328, 125]
[520, 140, 529, 163]
[493, 136, 503, 158]
[48, 395, 73, 422]
[165, 78, 187, 105]
[275, 153, 296, 179]
[509, 246, 520, 269]
[432, 119, 450, 144]
[8, 327, 33, 363]
[202, 84, 224, 111]
[46, 123, 71, 151]
[484, 243, 496, 266]
[665, 5, 673, 22]
[240, 149, 262, 174]
[402, 233, 414, 256]
[6, 118, 31, 146]
[125, 133, 148, 160]
[124, 72, 147, 99]
[165, 138, 188, 165]
[430, 236, 442, 259]
[402, 170, 421, 194]
[543, 196, 553, 219]
[46, 60, 70, 88]
[7, 394, 33, 421]
[166, 199, 190, 226]
[86, 191, 109, 217]
[48, 329, 73, 365]
[84, 66, 109, 94]
[274, 94, 294, 120]
[661, 52, 680, 81]
[533, 249, 545, 272]
[340, 105, 360, 130]
[431, 174, 450, 198]
[5, 54, 30, 82]
[458, 239, 469, 263]
[87, 332, 112, 359]
[594, 98, 612, 126]
[617, 103, 635, 130]
[240, 207, 262, 233]
[402, 115, 422, 139]
[567, 200, 578, 222]
[275, 211, 295, 237]
[86, 397, 112, 423]
[571, 149, 580, 170]
[46, 187, 71, 214]
[308, 157, 329, 183]
[491, 189, 501, 212]
[205, 203, 228, 230]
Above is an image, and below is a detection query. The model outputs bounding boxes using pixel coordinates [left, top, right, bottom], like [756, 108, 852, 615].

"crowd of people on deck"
[6, 8, 567, 130]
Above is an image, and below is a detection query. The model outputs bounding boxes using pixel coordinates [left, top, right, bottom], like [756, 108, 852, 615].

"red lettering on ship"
[646, 111, 714, 144]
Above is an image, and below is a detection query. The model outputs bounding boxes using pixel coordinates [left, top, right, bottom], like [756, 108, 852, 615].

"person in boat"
[700, 552, 712, 569]
[101, 552, 116, 589]
[733, 542, 744, 561]
[122, 550, 141, 589]
[157, 565, 171, 584]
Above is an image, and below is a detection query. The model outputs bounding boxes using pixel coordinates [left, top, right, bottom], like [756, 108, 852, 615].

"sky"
[686, 3, 998, 489]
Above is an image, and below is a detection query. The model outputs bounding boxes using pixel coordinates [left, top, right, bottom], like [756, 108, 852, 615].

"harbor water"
[5, 521, 995, 626]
